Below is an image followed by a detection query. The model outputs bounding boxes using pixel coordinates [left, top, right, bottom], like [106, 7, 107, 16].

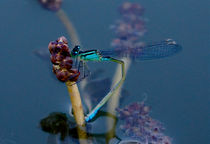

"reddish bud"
[56, 69, 70, 82]
[68, 69, 80, 81]
[59, 57, 73, 69]
[52, 65, 59, 74]
[58, 36, 68, 44]
[50, 54, 64, 64]
[60, 45, 70, 56]
[49, 36, 80, 83]
[48, 42, 56, 54]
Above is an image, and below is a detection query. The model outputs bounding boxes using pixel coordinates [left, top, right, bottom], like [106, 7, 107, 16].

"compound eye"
[74, 45, 80, 51]
[72, 45, 81, 56]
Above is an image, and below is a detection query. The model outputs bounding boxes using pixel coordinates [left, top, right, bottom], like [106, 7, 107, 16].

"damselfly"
[69, 39, 182, 122]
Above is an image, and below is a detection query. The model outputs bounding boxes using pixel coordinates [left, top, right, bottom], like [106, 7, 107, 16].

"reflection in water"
[40, 111, 117, 143]
[39, 100, 172, 143]
[40, 112, 76, 140]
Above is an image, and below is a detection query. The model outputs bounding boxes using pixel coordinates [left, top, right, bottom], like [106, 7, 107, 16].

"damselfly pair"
[68, 39, 182, 122]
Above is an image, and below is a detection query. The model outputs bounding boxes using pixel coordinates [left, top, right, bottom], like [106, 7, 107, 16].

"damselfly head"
[71, 45, 81, 56]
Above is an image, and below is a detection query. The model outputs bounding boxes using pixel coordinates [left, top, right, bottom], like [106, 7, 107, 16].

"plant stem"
[56, 9, 81, 46]
[56, 8, 90, 143]
[66, 81, 88, 144]
[106, 57, 131, 140]
[56, 9, 93, 112]
[66, 81, 85, 126]
[56, 8, 87, 125]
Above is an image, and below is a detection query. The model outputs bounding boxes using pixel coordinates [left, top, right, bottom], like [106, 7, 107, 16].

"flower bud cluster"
[111, 2, 146, 57]
[116, 102, 172, 144]
[39, 0, 62, 11]
[48, 36, 80, 82]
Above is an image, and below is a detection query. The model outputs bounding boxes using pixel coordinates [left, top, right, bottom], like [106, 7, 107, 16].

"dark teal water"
[0, 0, 209, 144]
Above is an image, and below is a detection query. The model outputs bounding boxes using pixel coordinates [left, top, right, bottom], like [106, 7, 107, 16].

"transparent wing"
[100, 39, 182, 61]
[71, 58, 91, 85]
